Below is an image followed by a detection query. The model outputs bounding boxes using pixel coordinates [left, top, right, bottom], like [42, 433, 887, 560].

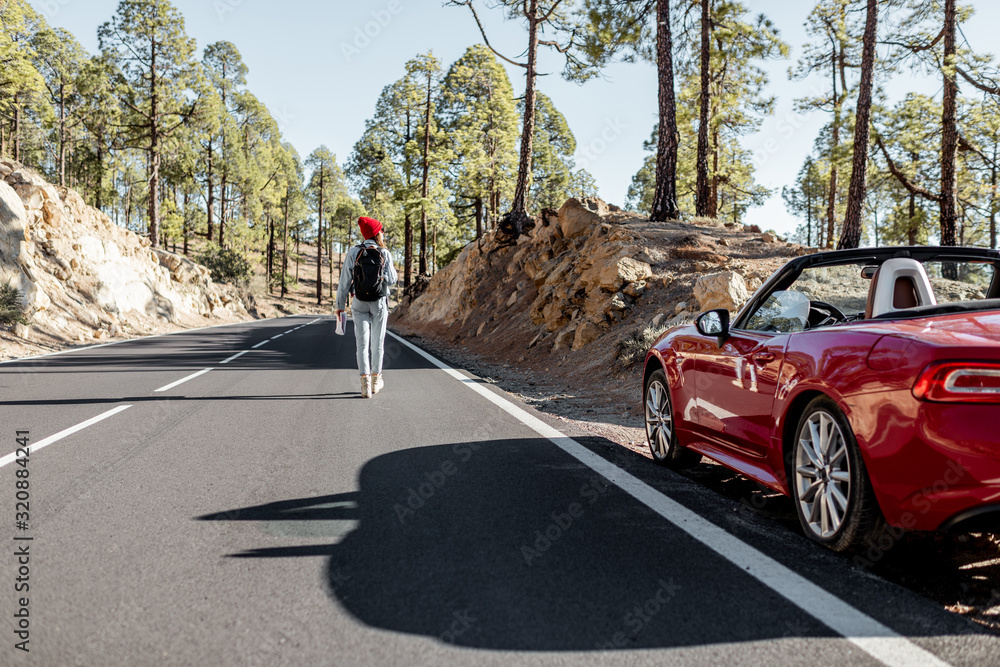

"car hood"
[879, 309, 1000, 347]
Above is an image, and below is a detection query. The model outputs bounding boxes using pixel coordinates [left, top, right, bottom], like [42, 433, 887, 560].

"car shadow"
[198, 437, 851, 651]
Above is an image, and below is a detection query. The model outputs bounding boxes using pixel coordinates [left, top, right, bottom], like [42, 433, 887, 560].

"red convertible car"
[643, 246, 1000, 552]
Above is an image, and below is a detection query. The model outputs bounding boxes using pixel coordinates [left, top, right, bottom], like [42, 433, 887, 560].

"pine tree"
[437, 44, 518, 240]
[782, 157, 827, 247]
[528, 92, 578, 211]
[447, 0, 586, 241]
[578, 0, 681, 220]
[98, 0, 200, 247]
[790, 0, 862, 248]
[838, 0, 879, 249]
[32, 26, 86, 186]
[305, 146, 346, 305]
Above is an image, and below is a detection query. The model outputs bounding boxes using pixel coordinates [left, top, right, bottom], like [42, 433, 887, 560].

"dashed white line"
[0, 405, 133, 468]
[154, 368, 213, 393]
[387, 331, 950, 667]
[251, 340, 268, 349]
[271, 334, 284, 340]
[220, 350, 250, 364]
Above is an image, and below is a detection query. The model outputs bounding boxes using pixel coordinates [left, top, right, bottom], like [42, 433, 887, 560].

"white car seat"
[864, 258, 937, 318]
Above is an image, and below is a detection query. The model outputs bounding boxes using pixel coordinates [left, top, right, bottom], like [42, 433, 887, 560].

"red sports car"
[643, 246, 1000, 552]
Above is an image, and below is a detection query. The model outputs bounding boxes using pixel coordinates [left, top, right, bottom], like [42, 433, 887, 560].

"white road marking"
[154, 368, 213, 393]
[387, 331, 951, 667]
[251, 340, 268, 349]
[220, 350, 250, 364]
[271, 334, 284, 339]
[0, 405, 132, 469]
[0, 316, 306, 366]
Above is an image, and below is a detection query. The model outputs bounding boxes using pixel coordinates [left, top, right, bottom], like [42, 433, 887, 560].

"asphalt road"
[1, 315, 997, 666]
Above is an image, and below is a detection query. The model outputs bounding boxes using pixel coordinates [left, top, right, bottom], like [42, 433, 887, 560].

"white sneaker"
[360, 374, 371, 399]
[372, 373, 384, 395]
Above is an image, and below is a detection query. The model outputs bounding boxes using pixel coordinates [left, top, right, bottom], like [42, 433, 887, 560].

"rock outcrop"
[0, 159, 248, 346]
[391, 194, 810, 368]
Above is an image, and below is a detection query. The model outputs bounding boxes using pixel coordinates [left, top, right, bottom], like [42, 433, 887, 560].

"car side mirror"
[696, 309, 730, 346]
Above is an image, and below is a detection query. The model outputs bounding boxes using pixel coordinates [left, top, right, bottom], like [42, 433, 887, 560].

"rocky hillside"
[391, 197, 810, 420]
[0, 160, 249, 358]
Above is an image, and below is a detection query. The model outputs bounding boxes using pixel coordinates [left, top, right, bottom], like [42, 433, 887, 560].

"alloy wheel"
[794, 410, 852, 539]
[645, 379, 673, 460]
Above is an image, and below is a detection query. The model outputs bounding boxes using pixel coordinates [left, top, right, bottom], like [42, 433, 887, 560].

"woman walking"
[335, 216, 398, 398]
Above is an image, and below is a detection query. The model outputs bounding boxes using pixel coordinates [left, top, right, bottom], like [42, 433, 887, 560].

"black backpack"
[352, 245, 389, 301]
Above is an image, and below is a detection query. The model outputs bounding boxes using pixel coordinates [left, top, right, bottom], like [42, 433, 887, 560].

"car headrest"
[866, 258, 937, 318]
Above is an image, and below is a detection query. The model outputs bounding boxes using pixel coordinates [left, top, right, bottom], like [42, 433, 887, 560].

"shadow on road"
[198, 437, 851, 651]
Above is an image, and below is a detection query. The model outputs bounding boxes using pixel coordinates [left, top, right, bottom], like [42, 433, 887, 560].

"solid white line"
[0, 405, 132, 468]
[220, 350, 250, 364]
[386, 331, 950, 667]
[251, 340, 268, 349]
[154, 368, 213, 393]
[0, 315, 306, 366]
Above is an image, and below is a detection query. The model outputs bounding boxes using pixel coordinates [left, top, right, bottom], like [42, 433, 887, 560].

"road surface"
[0, 315, 995, 665]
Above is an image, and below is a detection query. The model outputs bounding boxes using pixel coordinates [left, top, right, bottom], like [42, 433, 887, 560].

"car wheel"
[645, 369, 699, 468]
[790, 396, 888, 553]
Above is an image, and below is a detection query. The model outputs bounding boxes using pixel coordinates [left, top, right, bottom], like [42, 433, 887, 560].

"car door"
[689, 329, 787, 458]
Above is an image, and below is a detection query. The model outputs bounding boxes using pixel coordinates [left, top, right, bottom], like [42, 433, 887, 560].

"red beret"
[358, 216, 383, 239]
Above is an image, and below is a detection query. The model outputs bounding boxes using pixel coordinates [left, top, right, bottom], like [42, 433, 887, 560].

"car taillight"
[912, 362, 1000, 403]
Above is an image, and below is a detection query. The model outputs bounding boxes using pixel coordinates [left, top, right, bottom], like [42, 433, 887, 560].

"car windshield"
[741, 255, 998, 331]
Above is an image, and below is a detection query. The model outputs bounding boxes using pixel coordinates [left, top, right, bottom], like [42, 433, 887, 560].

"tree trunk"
[709, 129, 719, 218]
[316, 167, 324, 305]
[695, 0, 711, 216]
[419, 67, 432, 276]
[991, 156, 997, 249]
[826, 46, 840, 249]
[908, 192, 917, 245]
[939, 0, 959, 248]
[281, 192, 290, 298]
[404, 211, 413, 289]
[59, 82, 66, 187]
[806, 187, 813, 247]
[509, 0, 540, 220]
[475, 196, 483, 239]
[837, 0, 878, 250]
[650, 0, 680, 222]
[267, 213, 274, 293]
[206, 141, 214, 242]
[183, 189, 189, 255]
[95, 142, 105, 212]
[13, 101, 20, 162]
[148, 41, 161, 248]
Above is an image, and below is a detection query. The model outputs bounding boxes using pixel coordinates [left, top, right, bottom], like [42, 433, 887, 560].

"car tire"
[644, 369, 700, 469]
[789, 396, 890, 553]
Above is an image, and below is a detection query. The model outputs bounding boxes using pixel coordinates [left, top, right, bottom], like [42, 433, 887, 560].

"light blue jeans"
[352, 298, 388, 375]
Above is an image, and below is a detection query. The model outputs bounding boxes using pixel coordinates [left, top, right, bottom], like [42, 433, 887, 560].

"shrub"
[197, 245, 252, 284]
[614, 323, 668, 376]
[0, 283, 29, 328]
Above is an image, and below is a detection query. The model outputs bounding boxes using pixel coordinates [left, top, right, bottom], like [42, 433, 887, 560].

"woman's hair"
[374, 231, 387, 248]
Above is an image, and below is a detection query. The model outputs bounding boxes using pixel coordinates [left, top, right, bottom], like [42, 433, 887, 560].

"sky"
[27, 0, 1000, 237]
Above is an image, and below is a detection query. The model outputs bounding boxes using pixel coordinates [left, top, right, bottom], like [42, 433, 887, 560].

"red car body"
[644, 247, 1000, 535]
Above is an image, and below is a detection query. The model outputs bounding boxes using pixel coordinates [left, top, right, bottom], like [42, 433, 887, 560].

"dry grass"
[614, 323, 668, 376]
